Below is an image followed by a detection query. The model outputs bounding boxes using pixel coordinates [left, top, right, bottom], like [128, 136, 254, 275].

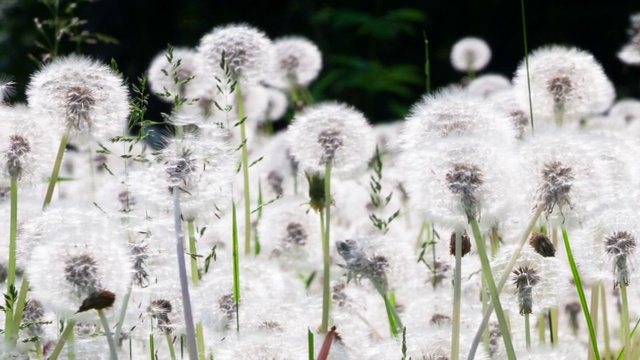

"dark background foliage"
[1, 0, 639, 124]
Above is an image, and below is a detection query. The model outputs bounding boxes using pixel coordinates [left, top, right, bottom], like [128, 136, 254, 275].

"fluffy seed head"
[512, 266, 540, 315]
[536, 161, 574, 215]
[268, 36, 322, 89]
[148, 299, 173, 332]
[64, 254, 102, 297]
[604, 230, 636, 287]
[6, 134, 30, 179]
[445, 163, 484, 217]
[147, 47, 213, 101]
[197, 23, 274, 83]
[450, 37, 492, 72]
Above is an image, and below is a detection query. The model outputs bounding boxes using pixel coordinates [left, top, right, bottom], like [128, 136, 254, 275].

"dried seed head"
[449, 231, 472, 257]
[565, 301, 581, 333]
[445, 163, 484, 216]
[6, 134, 31, 180]
[148, 299, 173, 332]
[547, 75, 573, 113]
[537, 160, 574, 215]
[284, 222, 307, 246]
[512, 266, 540, 315]
[219, 293, 237, 320]
[22, 299, 45, 336]
[130, 242, 149, 288]
[76, 290, 116, 313]
[529, 232, 556, 257]
[318, 129, 344, 164]
[430, 313, 451, 326]
[64, 254, 102, 297]
[66, 86, 96, 131]
[488, 322, 501, 357]
[165, 148, 197, 186]
[336, 239, 390, 293]
[604, 230, 636, 288]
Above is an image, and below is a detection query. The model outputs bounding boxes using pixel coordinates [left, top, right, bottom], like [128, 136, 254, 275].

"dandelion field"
[2, 1, 640, 359]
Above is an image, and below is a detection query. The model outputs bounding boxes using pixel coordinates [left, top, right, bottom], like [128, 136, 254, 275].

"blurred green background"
[1, 0, 638, 124]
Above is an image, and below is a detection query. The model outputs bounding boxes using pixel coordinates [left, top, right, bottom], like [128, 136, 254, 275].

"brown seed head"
[445, 163, 484, 216]
[449, 231, 472, 257]
[537, 160, 574, 215]
[529, 232, 556, 257]
[77, 290, 116, 313]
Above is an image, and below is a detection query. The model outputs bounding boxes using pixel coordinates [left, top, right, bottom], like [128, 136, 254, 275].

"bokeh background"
[1, 0, 639, 124]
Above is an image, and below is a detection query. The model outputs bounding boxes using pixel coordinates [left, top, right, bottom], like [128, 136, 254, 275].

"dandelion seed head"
[466, 73, 511, 98]
[536, 160, 574, 215]
[147, 48, 213, 102]
[604, 230, 636, 287]
[445, 163, 484, 217]
[449, 231, 472, 257]
[268, 36, 322, 89]
[148, 299, 173, 332]
[450, 37, 492, 72]
[529, 232, 556, 257]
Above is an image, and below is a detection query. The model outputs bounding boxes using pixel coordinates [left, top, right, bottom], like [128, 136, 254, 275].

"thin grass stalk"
[308, 328, 314, 360]
[520, 0, 534, 134]
[601, 284, 612, 359]
[588, 283, 601, 360]
[149, 332, 154, 360]
[236, 83, 252, 256]
[537, 314, 545, 345]
[98, 309, 118, 360]
[232, 201, 241, 332]
[422, 31, 431, 94]
[320, 162, 332, 333]
[43, 126, 71, 209]
[165, 331, 177, 360]
[467, 206, 543, 360]
[561, 227, 600, 360]
[196, 322, 205, 360]
[550, 307, 558, 345]
[114, 284, 133, 348]
[10, 278, 30, 346]
[48, 318, 77, 360]
[4, 177, 18, 343]
[36, 341, 43, 360]
[451, 229, 462, 360]
[187, 220, 200, 287]
[382, 291, 403, 337]
[468, 214, 516, 360]
[621, 284, 631, 360]
[172, 186, 198, 360]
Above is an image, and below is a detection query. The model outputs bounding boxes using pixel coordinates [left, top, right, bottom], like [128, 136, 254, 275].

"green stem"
[538, 314, 545, 345]
[98, 309, 118, 360]
[525, 313, 531, 350]
[621, 284, 631, 360]
[236, 83, 252, 256]
[382, 291, 403, 337]
[520, 0, 534, 134]
[114, 284, 133, 348]
[320, 162, 332, 333]
[601, 285, 611, 359]
[468, 214, 516, 360]
[187, 220, 200, 287]
[451, 229, 462, 360]
[467, 206, 543, 360]
[48, 318, 77, 360]
[196, 322, 205, 360]
[231, 201, 241, 333]
[149, 333, 155, 360]
[561, 227, 600, 360]
[10, 278, 29, 346]
[165, 331, 176, 360]
[308, 328, 314, 360]
[172, 186, 198, 360]
[36, 341, 43, 360]
[550, 307, 558, 345]
[43, 126, 71, 209]
[4, 177, 18, 344]
[588, 283, 600, 360]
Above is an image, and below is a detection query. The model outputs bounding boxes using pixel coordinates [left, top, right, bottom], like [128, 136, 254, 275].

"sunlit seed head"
[130, 242, 149, 288]
[165, 148, 196, 185]
[317, 129, 344, 165]
[148, 299, 173, 332]
[528, 232, 556, 257]
[604, 230, 636, 288]
[22, 299, 45, 336]
[449, 231, 472, 257]
[0, 74, 15, 103]
[64, 254, 102, 297]
[66, 85, 96, 131]
[445, 163, 484, 216]
[6, 134, 31, 179]
[512, 266, 540, 315]
[547, 75, 573, 113]
[537, 160, 574, 215]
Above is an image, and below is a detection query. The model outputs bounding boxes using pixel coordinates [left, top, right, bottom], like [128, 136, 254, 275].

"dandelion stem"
[525, 313, 531, 350]
[10, 278, 29, 346]
[601, 284, 612, 359]
[549, 307, 558, 345]
[165, 331, 177, 360]
[236, 83, 252, 256]
[537, 314, 545, 345]
[467, 206, 543, 360]
[320, 162, 332, 333]
[98, 309, 119, 360]
[588, 283, 600, 360]
[621, 283, 631, 360]
[114, 284, 133, 348]
[231, 200, 241, 333]
[520, 0, 534, 134]
[451, 229, 462, 360]
[196, 322, 206, 360]
[172, 186, 198, 360]
[382, 291, 403, 337]
[4, 177, 18, 344]
[43, 126, 71, 209]
[561, 227, 600, 360]
[422, 30, 431, 94]
[48, 318, 77, 360]
[308, 328, 314, 360]
[187, 220, 200, 287]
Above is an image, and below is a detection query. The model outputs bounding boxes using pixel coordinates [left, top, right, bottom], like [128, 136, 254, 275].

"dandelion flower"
[268, 36, 323, 89]
[26, 54, 130, 139]
[513, 45, 615, 126]
[450, 36, 492, 73]
[197, 23, 274, 84]
[286, 101, 376, 175]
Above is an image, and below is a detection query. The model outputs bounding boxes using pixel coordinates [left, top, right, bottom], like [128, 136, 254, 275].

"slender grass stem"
[36, 341, 43, 360]
[382, 291, 403, 337]
[4, 178, 18, 344]
[196, 322, 206, 360]
[467, 206, 542, 360]
[451, 230, 462, 360]
[621, 284, 631, 360]
[172, 186, 198, 360]
[149, 333, 155, 360]
[320, 162, 333, 333]
[48, 318, 77, 360]
[114, 284, 133, 348]
[422, 31, 431, 93]
[468, 214, 516, 360]
[10, 278, 29, 346]
[561, 227, 600, 360]
[550, 307, 558, 345]
[232, 201, 241, 333]
[601, 284, 611, 359]
[308, 328, 314, 360]
[187, 220, 200, 287]
[98, 309, 118, 360]
[43, 126, 71, 209]
[236, 83, 252, 256]
[537, 313, 545, 345]
[520, 0, 534, 134]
